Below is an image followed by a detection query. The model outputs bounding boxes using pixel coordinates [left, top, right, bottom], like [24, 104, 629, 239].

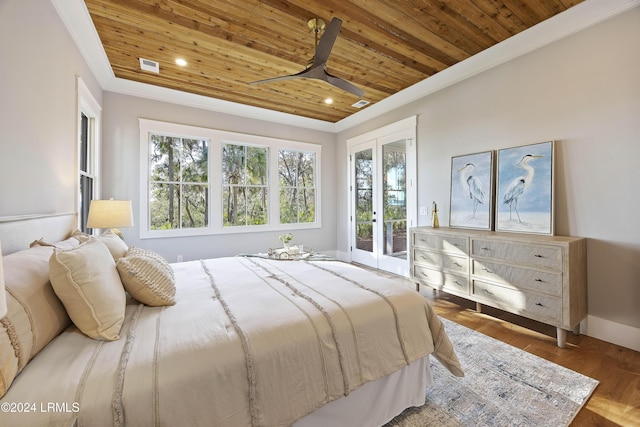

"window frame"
[77, 77, 101, 233]
[139, 119, 322, 239]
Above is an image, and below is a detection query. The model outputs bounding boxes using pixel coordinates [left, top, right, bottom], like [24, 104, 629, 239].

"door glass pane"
[382, 141, 407, 258]
[355, 148, 373, 253]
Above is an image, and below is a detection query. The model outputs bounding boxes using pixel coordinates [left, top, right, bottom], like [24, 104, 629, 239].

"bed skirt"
[294, 356, 432, 427]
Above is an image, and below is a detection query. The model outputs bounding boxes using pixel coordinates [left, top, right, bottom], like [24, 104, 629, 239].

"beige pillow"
[117, 247, 176, 307]
[49, 237, 126, 341]
[97, 230, 128, 261]
[1, 245, 72, 398]
[71, 229, 128, 261]
[29, 235, 83, 250]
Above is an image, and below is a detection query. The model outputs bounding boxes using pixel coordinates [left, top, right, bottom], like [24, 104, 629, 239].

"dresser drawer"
[413, 265, 469, 294]
[471, 239, 562, 270]
[412, 232, 468, 255]
[413, 248, 468, 274]
[472, 280, 561, 322]
[471, 260, 562, 296]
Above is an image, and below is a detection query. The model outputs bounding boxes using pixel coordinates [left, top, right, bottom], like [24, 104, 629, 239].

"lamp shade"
[87, 199, 134, 229]
[0, 241, 7, 319]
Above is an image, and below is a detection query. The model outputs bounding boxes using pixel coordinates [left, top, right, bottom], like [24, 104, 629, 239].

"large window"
[140, 120, 321, 238]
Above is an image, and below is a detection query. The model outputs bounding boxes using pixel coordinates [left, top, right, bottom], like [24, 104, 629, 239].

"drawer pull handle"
[481, 247, 490, 251]
[453, 262, 463, 267]
[482, 268, 494, 274]
[421, 272, 429, 277]
[482, 289, 494, 296]
[454, 281, 462, 287]
[534, 278, 544, 282]
[535, 302, 545, 307]
[534, 254, 544, 258]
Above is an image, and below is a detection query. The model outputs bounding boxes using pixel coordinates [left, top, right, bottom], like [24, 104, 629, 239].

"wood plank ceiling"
[85, 0, 584, 123]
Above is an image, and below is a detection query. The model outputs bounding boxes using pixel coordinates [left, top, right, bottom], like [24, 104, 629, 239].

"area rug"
[385, 318, 599, 427]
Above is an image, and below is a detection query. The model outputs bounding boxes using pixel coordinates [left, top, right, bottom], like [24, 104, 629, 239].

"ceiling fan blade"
[313, 17, 342, 66]
[249, 17, 364, 98]
[248, 67, 312, 85]
[325, 72, 364, 97]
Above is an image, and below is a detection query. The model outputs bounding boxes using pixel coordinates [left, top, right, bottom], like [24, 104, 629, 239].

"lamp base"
[109, 228, 125, 240]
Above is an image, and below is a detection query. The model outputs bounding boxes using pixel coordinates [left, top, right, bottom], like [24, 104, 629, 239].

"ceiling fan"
[249, 17, 364, 98]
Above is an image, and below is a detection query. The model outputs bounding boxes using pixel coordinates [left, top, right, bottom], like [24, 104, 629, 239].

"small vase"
[432, 210, 439, 228]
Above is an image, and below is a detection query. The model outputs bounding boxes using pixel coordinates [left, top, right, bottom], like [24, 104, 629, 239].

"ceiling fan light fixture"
[307, 18, 326, 33]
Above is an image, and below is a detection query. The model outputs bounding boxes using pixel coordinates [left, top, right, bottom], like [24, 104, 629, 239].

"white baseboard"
[334, 250, 350, 262]
[582, 315, 640, 352]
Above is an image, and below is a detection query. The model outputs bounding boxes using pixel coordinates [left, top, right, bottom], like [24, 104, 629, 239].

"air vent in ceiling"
[352, 100, 370, 108]
[139, 58, 160, 73]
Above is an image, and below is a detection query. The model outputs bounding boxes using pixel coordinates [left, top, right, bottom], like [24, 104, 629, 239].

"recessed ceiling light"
[324, 98, 333, 105]
[175, 58, 187, 66]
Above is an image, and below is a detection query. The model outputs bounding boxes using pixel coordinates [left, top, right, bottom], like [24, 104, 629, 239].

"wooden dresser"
[410, 226, 587, 347]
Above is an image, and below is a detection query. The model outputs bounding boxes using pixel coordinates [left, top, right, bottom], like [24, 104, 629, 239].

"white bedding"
[0, 256, 462, 426]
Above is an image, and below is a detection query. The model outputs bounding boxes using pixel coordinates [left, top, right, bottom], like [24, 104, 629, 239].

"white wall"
[101, 92, 338, 261]
[0, 0, 101, 217]
[337, 7, 640, 350]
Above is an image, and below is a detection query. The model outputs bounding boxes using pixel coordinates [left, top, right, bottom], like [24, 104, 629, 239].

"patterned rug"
[385, 318, 599, 427]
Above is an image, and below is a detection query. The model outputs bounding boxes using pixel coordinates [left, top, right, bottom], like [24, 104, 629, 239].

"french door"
[348, 119, 416, 276]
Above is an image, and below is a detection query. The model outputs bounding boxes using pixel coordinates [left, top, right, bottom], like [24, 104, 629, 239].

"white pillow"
[117, 247, 176, 307]
[49, 237, 126, 341]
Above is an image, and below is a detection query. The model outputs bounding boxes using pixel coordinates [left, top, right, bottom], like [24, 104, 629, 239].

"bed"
[0, 214, 463, 426]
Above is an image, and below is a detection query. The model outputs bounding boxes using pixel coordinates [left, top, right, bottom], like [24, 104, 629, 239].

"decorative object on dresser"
[449, 150, 495, 231]
[431, 201, 440, 228]
[410, 226, 587, 348]
[496, 141, 554, 235]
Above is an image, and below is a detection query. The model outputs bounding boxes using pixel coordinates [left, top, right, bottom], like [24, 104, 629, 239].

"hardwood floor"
[363, 266, 640, 427]
[421, 288, 640, 427]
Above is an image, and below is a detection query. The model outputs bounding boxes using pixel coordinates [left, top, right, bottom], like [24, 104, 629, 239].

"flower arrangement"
[278, 233, 294, 247]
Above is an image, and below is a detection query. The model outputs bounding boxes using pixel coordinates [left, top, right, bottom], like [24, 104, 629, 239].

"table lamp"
[0, 240, 7, 319]
[87, 199, 134, 240]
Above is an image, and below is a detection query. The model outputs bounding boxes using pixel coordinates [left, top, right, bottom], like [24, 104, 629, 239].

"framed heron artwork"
[496, 140, 555, 235]
[449, 150, 495, 230]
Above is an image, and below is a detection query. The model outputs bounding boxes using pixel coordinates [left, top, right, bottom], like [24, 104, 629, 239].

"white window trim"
[77, 77, 101, 231]
[139, 119, 322, 239]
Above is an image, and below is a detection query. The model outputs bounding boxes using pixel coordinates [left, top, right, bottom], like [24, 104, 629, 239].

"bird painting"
[449, 151, 493, 230]
[458, 163, 485, 218]
[502, 154, 543, 223]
